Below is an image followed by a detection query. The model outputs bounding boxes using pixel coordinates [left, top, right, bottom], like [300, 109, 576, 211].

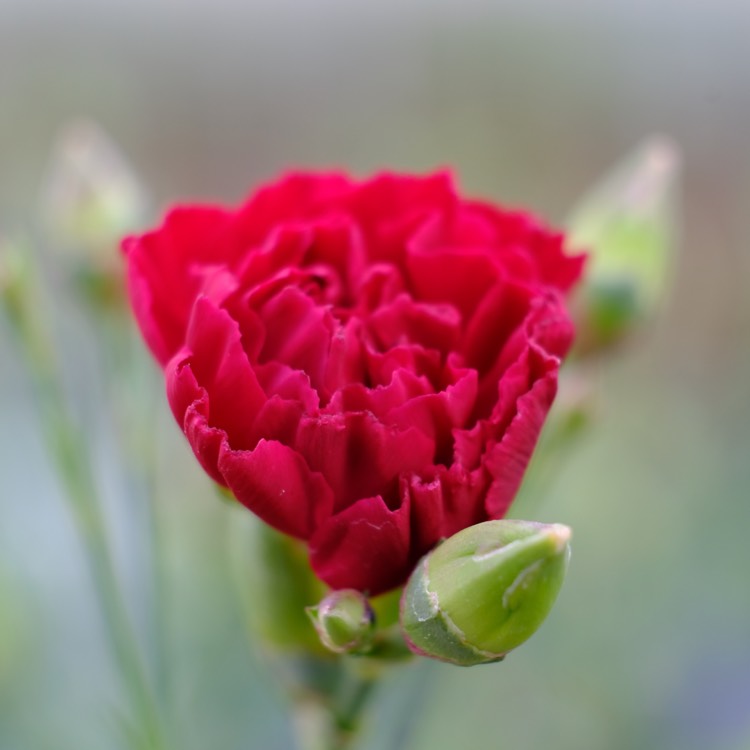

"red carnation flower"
[123, 172, 584, 595]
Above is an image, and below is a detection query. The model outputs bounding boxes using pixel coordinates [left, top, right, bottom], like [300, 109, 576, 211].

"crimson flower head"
[123, 172, 584, 595]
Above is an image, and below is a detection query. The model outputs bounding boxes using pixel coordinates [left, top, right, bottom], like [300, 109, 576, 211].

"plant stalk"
[2, 247, 167, 748]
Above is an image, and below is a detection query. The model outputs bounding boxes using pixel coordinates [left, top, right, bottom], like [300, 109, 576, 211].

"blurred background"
[1, 0, 749, 748]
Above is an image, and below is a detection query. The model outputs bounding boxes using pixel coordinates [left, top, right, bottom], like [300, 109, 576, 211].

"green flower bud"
[400, 520, 571, 666]
[306, 589, 376, 655]
[567, 135, 680, 352]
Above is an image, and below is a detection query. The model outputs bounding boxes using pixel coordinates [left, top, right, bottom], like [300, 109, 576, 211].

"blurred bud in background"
[306, 589, 376, 656]
[400, 520, 571, 666]
[567, 135, 681, 354]
[39, 120, 148, 309]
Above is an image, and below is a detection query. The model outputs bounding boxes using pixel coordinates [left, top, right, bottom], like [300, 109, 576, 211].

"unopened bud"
[568, 135, 680, 352]
[307, 589, 376, 655]
[400, 520, 571, 666]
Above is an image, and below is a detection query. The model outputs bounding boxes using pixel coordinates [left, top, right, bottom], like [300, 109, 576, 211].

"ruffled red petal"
[219, 440, 334, 540]
[309, 494, 411, 594]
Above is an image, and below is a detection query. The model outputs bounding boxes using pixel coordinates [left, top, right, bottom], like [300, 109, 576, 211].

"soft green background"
[2, 1, 749, 749]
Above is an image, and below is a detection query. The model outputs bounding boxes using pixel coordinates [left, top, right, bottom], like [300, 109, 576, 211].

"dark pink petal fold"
[309, 494, 412, 594]
[219, 440, 334, 540]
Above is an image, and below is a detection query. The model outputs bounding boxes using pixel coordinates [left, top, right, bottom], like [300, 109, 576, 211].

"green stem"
[509, 389, 589, 518]
[3, 250, 166, 748]
[391, 660, 437, 750]
[43, 363, 165, 748]
[332, 674, 377, 748]
[292, 672, 377, 750]
[94, 310, 172, 729]
[280, 653, 380, 750]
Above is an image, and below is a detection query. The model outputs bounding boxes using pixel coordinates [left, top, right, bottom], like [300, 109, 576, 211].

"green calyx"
[307, 589, 376, 656]
[400, 520, 571, 666]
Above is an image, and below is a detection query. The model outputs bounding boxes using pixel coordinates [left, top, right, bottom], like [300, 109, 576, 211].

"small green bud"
[307, 589, 376, 655]
[568, 135, 680, 352]
[400, 520, 571, 666]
